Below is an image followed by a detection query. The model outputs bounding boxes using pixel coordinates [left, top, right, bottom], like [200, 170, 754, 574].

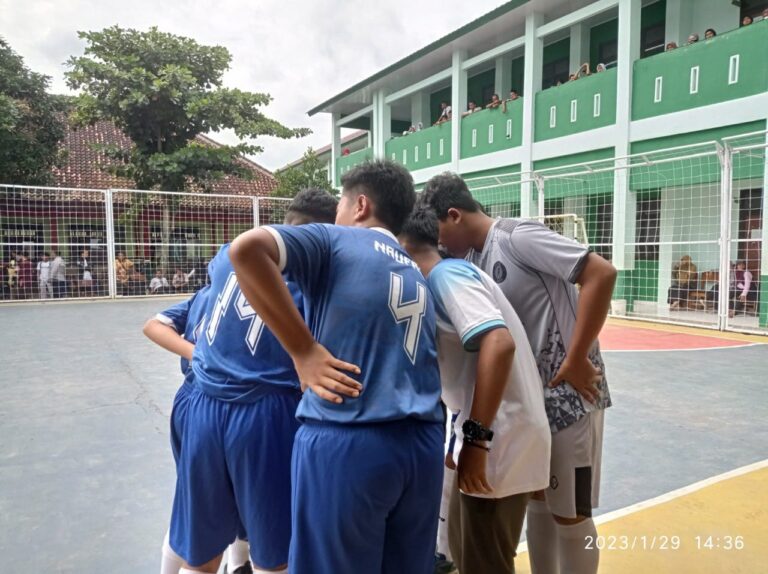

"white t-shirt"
[150, 276, 169, 292]
[37, 260, 51, 281]
[428, 259, 551, 499]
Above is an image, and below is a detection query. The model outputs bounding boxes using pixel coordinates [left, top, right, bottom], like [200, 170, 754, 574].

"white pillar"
[569, 23, 590, 74]
[665, 0, 685, 48]
[612, 0, 641, 271]
[330, 112, 341, 187]
[410, 91, 431, 129]
[494, 55, 513, 98]
[450, 50, 467, 171]
[372, 89, 390, 159]
[521, 12, 543, 218]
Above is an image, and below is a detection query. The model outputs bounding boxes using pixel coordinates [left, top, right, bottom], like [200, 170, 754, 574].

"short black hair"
[420, 172, 479, 219]
[286, 188, 338, 224]
[401, 207, 439, 248]
[340, 160, 415, 235]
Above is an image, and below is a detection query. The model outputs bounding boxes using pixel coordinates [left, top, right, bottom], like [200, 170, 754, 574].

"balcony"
[460, 99, 524, 159]
[632, 21, 768, 120]
[336, 147, 373, 184]
[535, 67, 618, 141]
[385, 123, 452, 171]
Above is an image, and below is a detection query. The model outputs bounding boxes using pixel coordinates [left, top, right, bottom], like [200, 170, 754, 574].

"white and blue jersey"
[191, 244, 301, 403]
[265, 223, 443, 424]
[156, 286, 210, 385]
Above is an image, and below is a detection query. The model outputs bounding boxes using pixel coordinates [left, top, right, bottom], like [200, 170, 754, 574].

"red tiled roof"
[51, 120, 277, 197]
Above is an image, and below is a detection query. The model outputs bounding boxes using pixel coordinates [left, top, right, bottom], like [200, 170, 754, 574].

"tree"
[0, 38, 66, 185]
[65, 26, 309, 192]
[273, 148, 334, 198]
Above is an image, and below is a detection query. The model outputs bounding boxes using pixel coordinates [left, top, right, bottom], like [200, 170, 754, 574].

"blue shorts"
[170, 383, 192, 466]
[289, 419, 444, 574]
[170, 386, 301, 568]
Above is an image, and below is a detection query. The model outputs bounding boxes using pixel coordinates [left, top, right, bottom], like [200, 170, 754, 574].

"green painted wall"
[534, 67, 617, 141]
[534, 147, 614, 171]
[631, 121, 766, 153]
[460, 99, 523, 159]
[463, 164, 523, 211]
[535, 148, 615, 201]
[335, 147, 373, 185]
[511, 56, 525, 95]
[632, 21, 768, 120]
[590, 19, 618, 69]
[468, 68, 496, 107]
[385, 123, 452, 171]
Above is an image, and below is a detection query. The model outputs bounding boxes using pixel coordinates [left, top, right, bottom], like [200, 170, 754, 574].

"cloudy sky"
[2, 0, 507, 171]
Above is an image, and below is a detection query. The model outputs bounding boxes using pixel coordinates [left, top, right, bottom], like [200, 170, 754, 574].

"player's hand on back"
[548, 356, 602, 404]
[293, 342, 362, 404]
[458, 444, 493, 495]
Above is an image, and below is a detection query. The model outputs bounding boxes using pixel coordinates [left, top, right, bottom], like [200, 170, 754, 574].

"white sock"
[251, 568, 287, 574]
[227, 537, 250, 571]
[557, 519, 599, 574]
[525, 499, 559, 574]
[179, 569, 215, 574]
[161, 530, 184, 574]
[436, 466, 455, 559]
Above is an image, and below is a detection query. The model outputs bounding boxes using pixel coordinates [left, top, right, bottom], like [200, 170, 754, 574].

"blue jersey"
[157, 286, 210, 385]
[266, 223, 443, 424]
[191, 244, 301, 402]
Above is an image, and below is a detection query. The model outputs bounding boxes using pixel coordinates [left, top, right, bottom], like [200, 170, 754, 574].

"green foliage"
[273, 148, 334, 198]
[0, 38, 66, 185]
[65, 26, 309, 191]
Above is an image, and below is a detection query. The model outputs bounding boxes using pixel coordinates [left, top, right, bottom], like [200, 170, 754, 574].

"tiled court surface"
[1, 299, 766, 573]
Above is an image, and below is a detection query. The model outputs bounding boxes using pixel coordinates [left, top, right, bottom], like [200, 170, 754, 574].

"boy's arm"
[143, 317, 194, 361]
[229, 227, 361, 404]
[460, 327, 515, 495]
[548, 253, 616, 403]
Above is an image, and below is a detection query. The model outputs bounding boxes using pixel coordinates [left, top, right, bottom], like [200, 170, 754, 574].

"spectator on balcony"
[508, 89, 520, 101]
[50, 249, 67, 298]
[172, 268, 189, 292]
[341, 147, 351, 156]
[149, 269, 170, 295]
[686, 33, 699, 45]
[742, 15, 753, 26]
[575, 62, 591, 78]
[595, 63, 607, 73]
[763, 8, 768, 19]
[704, 28, 717, 39]
[568, 73, 578, 82]
[435, 101, 452, 125]
[666, 41, 678, 51]
[461, 101, 481, 117]
[486, 93, 502, 109]
[37, 252, 52, 299]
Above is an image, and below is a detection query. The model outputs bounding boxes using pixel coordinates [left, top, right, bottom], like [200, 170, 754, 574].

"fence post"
[716, 143, 733, 331]
[104, 189, 117, 299]
[534, 174, 545, 218]
[252, 197, 260, 228]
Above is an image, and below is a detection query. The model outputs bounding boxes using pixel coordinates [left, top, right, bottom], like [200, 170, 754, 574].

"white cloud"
[1, 0, 507, 170]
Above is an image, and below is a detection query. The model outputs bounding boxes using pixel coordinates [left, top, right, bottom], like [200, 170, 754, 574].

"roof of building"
[282, 130, 369, 169]
[51, 120, 277, 197]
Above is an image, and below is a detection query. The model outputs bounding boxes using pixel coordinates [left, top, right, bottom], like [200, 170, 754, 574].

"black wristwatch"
[462, 418, 494, 443]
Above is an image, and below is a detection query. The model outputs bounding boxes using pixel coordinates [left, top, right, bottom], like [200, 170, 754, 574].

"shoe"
[230, 562, 253, 574]
[434, 552, 458, 574]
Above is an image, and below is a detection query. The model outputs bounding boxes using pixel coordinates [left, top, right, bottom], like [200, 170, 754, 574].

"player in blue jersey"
[168, 188, 338, 574]
[229, 160, 445, 574]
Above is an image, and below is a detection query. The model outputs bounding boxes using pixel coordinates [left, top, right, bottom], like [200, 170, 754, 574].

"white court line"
[516, 458, 768, 555]
[602, 342, 764, 353]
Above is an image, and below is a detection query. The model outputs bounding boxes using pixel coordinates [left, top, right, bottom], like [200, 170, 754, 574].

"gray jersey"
[467, 218, 611, 433]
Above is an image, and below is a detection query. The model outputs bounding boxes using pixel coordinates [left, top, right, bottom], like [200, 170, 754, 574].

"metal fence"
[467, 134, 767, 335]
[0, 186, 290, 302]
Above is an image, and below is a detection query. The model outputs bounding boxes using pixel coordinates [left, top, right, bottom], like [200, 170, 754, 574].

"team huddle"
[143, 160, 616, 574]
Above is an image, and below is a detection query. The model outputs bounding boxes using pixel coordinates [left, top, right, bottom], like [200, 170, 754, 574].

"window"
[741, 0, 768, 21]
[402, 149, 407, 165]
[471, 129, 477, 148]
[414, 146, 419, 163]
[391, 153, 396, 161]
[549, 106, 557, 128]
[488, 124, 494, 144]
[593, 93, 602, 117]
[542, 57, 570, 89]
[689, 66, 700, 94]
[426, 142, 431, 160]
[654, 77, 663, 103]
[729, 55, 740, 85]
[570, 100, 578, 123]
[506, 119, 513, 139]
[439, 138, 444, 156]
[635, 193, 660, 260]
[641, 22, 665, 58]
[598, 39, 618, 68]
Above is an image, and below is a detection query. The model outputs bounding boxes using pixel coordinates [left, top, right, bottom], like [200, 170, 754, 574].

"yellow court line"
[515, 463, 768, 574]
[606, 317, 768, 344]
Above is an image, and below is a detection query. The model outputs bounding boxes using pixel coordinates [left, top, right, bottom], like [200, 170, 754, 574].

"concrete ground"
[1, 298, 766, 573]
